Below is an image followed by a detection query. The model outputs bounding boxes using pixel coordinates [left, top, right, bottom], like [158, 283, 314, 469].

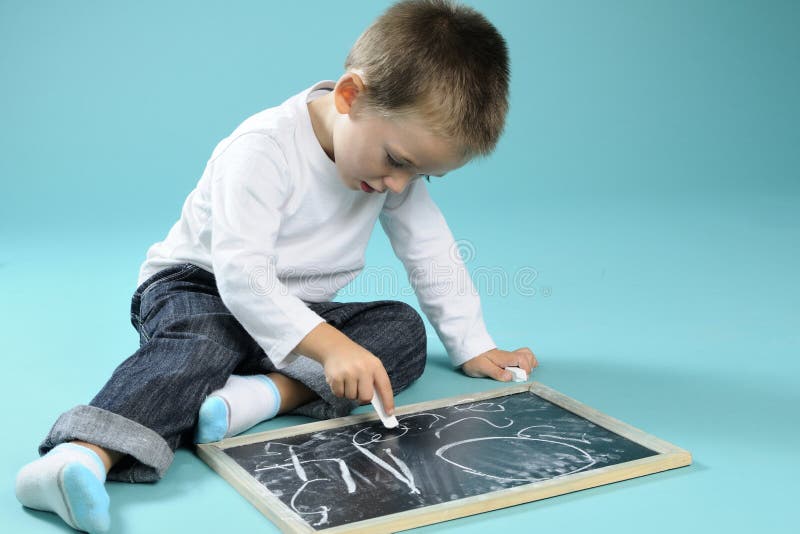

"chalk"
[506, 366, 528, 382]
[371, 394, 399, 429]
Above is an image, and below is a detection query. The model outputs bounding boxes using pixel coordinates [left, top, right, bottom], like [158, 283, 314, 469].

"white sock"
[15, 442, 110, 533]
[195, 374, 282, 443]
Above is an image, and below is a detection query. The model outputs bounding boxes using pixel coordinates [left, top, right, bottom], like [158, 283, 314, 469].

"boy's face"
[326, 72, 467, 195]
[333, 110, 465, 194]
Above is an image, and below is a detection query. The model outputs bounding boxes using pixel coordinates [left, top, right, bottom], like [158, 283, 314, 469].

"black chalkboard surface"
[198, 383, 691, 533]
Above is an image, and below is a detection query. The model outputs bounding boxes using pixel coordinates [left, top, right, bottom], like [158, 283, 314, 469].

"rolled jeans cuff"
[39, 404, 174, 483]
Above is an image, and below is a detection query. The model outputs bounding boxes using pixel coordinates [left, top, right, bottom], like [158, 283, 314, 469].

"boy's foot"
[15, 442, 110, 533]
[195, 374, 281, 443]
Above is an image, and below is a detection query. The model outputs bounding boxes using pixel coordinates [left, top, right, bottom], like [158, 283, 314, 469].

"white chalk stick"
[506, 366, 528, 382]
[371, 394, 399, 428]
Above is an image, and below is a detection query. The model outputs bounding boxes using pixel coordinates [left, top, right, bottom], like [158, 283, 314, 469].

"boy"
[15, 1, 537, 532]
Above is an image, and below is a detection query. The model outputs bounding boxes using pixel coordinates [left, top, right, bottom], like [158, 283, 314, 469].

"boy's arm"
[293, 322, 395, 414]
[208, 133, 324, 369]
[209, 133, 394, 409]
[379, 180, 532, 375]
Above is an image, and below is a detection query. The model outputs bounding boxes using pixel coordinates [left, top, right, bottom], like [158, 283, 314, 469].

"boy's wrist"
[293, 322, 353, 365]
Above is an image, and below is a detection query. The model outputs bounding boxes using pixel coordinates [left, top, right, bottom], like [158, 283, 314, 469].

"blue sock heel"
[60, 463, 110, 533]
[195, 396, 230, 443]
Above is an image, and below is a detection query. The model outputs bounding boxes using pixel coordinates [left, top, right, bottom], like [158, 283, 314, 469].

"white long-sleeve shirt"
[138, 80, 496, 369]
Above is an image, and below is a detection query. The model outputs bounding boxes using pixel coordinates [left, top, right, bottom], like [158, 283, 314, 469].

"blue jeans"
[39, 263, 427, 482]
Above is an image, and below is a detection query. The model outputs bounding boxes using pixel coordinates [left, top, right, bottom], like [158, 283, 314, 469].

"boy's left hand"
[461, 347, 538, 382]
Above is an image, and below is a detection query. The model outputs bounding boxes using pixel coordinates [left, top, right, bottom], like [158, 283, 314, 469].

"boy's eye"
[386, 153, 405, 168]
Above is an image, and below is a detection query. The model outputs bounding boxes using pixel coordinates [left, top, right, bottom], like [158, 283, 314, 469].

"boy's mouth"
[360, 180, 377, 193]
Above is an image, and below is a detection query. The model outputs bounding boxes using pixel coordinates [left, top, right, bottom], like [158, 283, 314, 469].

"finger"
[344, 376, 359, 400]
[329, 377, 344, 398]
[357, 379, 375, 404]
[521, 348, 538, 370]
[487, 350, 526, 374]
[474, 356, 512, 382]
[373, 368, 395, 415]
[513, 348, 535, 373]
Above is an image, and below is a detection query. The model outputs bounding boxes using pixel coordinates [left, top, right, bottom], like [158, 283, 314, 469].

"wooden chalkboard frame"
[197, 382, 691, 533]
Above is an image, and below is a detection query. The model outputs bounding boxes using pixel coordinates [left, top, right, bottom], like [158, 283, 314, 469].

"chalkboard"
[197, 383, 691, 533]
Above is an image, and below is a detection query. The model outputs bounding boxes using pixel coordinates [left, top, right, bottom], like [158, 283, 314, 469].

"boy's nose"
[383, 172, 414, 194]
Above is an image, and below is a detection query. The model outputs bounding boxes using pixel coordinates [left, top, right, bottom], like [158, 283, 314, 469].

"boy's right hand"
[294, 322, 395, 415]
[322, 343, 394, 414]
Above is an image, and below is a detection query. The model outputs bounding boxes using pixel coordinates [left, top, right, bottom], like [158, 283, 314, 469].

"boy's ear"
[334, 71, 366, 115]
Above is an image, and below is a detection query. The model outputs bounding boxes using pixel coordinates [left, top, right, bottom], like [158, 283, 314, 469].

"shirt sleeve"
[379, 180, 496, 367]
[208, 133, 325, 369]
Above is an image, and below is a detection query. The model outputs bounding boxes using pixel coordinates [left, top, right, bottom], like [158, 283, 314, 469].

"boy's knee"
[385, 301, 425, 341]
[384, 301, 427, 380]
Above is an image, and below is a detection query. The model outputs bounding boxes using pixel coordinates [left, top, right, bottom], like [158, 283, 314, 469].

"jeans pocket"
[131, 263, 202, 338]
[139, 263, 201, 300]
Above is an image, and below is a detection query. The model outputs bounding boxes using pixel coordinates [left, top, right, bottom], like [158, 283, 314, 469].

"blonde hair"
[345, 0, 510, 159]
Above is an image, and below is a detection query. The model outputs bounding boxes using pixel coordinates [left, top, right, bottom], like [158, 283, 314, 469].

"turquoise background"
[2, 0, 798, 532]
